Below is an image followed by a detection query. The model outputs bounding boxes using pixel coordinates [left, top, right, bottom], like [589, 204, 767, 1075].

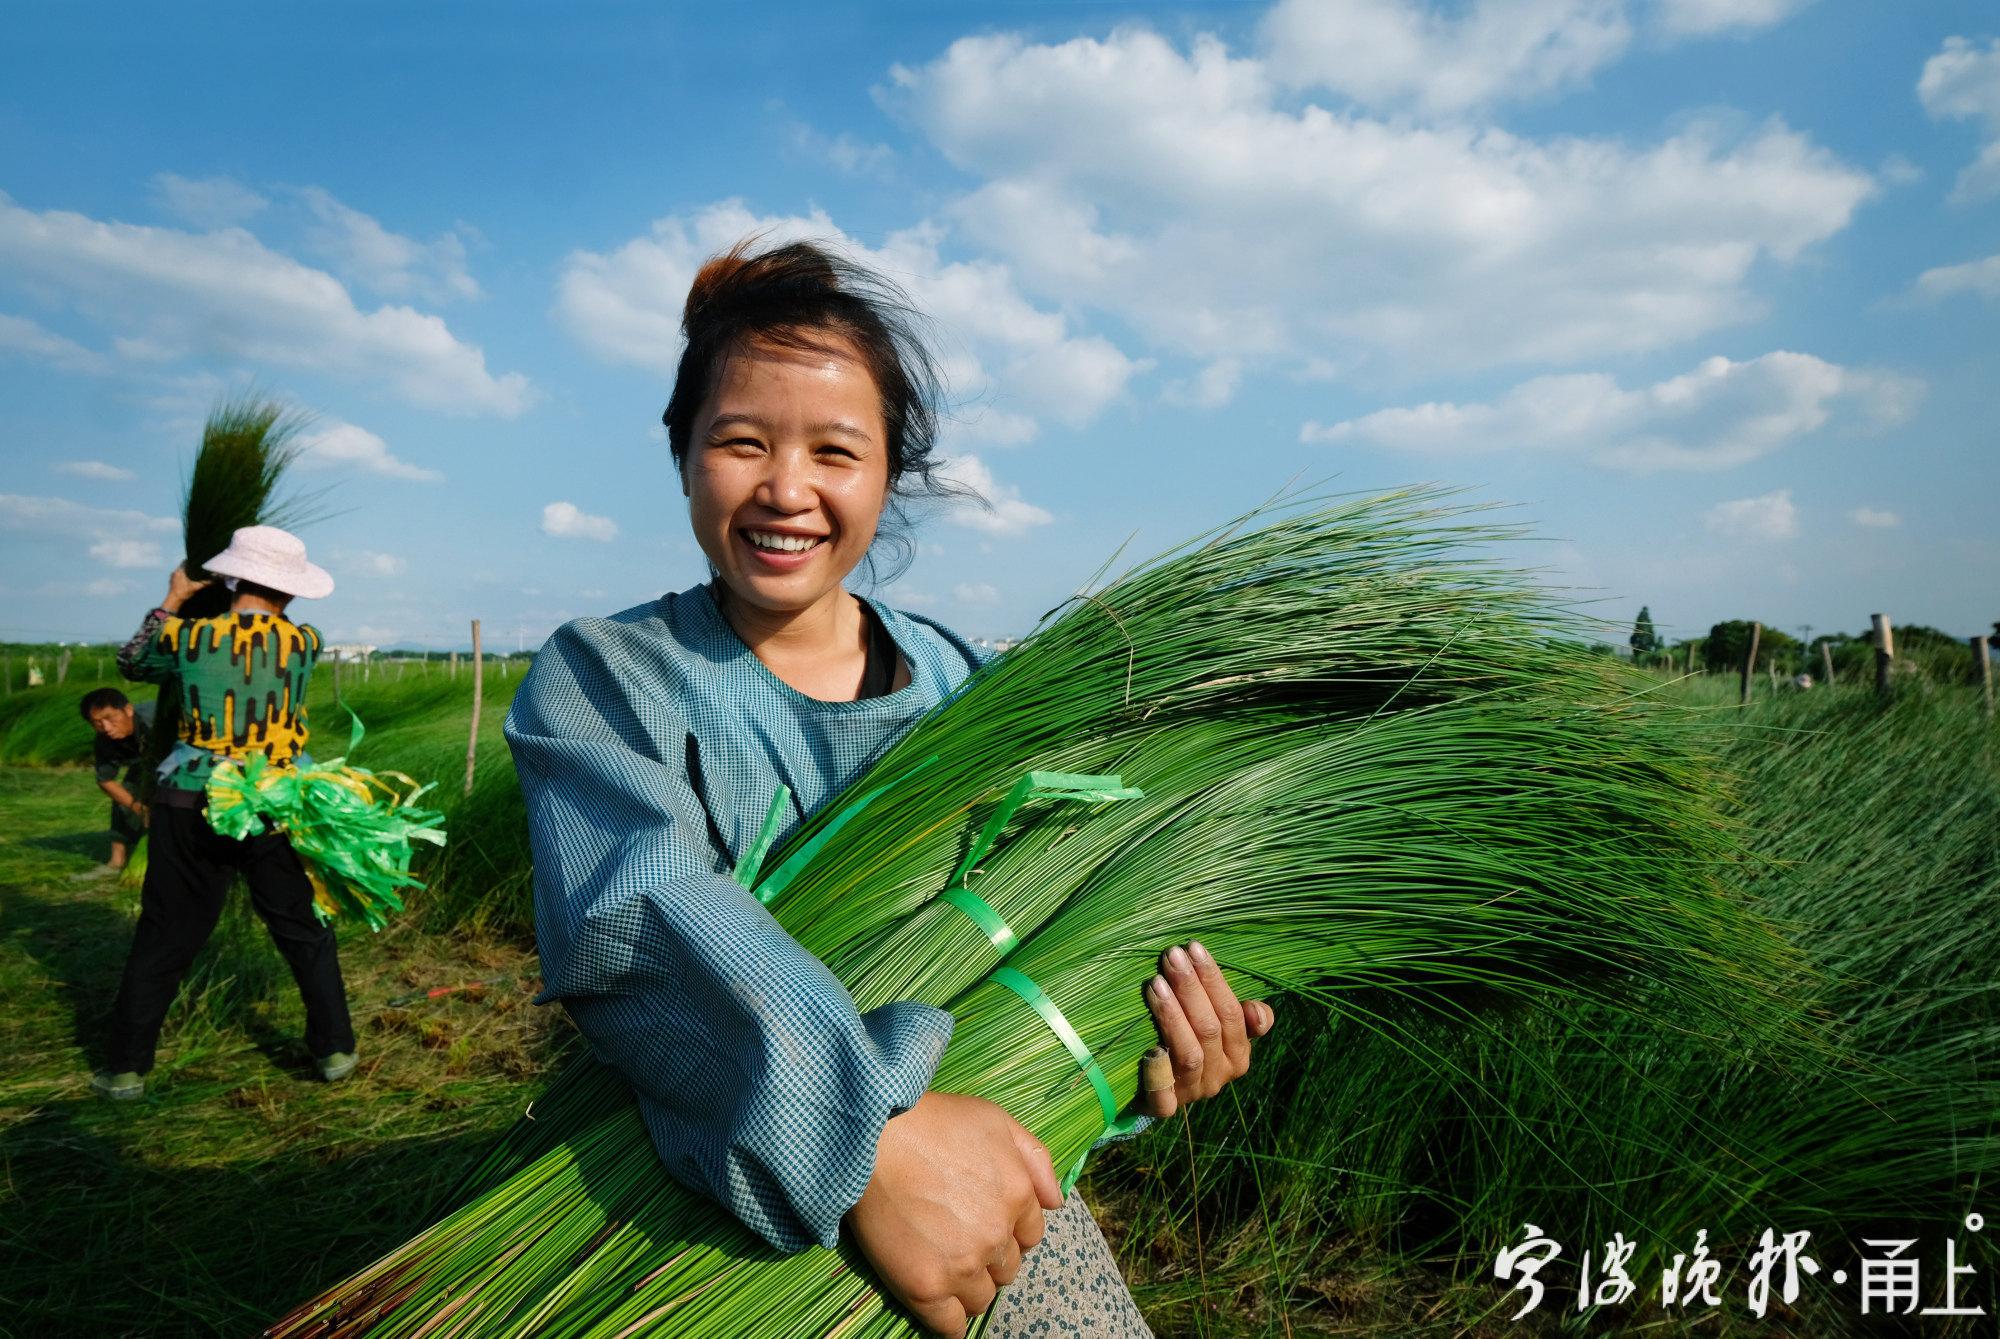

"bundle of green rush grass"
[269, 487, 1799, 1338]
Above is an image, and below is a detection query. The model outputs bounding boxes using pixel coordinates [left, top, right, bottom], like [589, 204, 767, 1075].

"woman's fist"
[845, 1092, 1063, 1336]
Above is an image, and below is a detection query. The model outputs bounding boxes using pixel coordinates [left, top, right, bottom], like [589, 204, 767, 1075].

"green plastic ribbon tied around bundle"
[736, 764, 1147, 1190]
[204, 710, 447, 931]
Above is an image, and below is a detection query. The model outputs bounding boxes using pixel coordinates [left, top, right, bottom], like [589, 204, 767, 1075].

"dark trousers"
[107, 803, 356, 1074]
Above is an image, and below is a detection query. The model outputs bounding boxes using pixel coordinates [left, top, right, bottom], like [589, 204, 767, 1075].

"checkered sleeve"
[505, 621, 955, 1254]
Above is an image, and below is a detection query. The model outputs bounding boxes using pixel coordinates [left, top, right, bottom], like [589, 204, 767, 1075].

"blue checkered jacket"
[505, 582, 993, 1252]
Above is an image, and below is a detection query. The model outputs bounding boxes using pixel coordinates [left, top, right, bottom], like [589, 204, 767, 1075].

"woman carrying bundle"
[506, 240, 1275, 1336]
[95, 528, 358, 1100]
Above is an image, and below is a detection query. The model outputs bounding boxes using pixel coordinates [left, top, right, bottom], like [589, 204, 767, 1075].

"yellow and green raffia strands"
[268, 487, 1800, 1337]
[206, 711, 447, 931]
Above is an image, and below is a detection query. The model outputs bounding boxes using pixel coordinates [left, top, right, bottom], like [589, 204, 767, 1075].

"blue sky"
[2, 0, 1994, 651]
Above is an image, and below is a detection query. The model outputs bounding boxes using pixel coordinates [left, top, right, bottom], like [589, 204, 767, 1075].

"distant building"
[322, 643, 378, 662]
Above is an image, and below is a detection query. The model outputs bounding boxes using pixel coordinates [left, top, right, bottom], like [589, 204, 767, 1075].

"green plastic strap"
[750, 754, 941, 906]
[938, 885, 1018, 955]
[732, 784, 792, 889]
[949, 771, 1143, 889]
[989, 966, 1120, 1132]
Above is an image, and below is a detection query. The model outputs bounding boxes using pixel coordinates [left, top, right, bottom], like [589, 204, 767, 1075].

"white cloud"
[1164, 359, 1242, 410]
[892, 27, 1873, 377]
[541, 501, 618, 542]
[343, 549, 408, 577]
[0, 192, 530, 416]
[149, 172, 269, 229]
[555, 200, 1143, 431]
[1257, 0, 1808, 117]
[952, 580, 1001, 605]
[1848, 506, 1900, 529]
[0, 494, 178, 538]
[83, 577, 135, 598]
[1301, 350, 1919, 471]
[1260, 0, 1632, 117]
[788, 123, 898, 179]
[52, 460, 135, 482]
[1257, 0, 1812, 117]
[0, 494, 177, 570]
[1653, 0, 1811, 39]
[1878, 153, 1924, 187]
[1704, 489, 1797, 541]
[89, 538, 166, 568]
[1916, 252, 2000, 302]
[0, 313, 107, 373]
[297, 421, 444, 482]
[933, 454, 1053, 535]
[952, 405, 1040, 447]
[1919, 36, 2000, 201]
[297, 186, 480, 302]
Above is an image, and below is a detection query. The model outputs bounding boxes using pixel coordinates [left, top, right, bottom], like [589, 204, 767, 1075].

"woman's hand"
[163, 563, 209, 612]
[846, 1091, 1063, 1337]
[1142, 941, 1275, 1119]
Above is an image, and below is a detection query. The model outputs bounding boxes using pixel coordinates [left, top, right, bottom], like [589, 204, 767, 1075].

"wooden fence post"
[332, 653, 342, 703]
[1974, 634, 1994, 720]
[1871, 613, 1895, 700]
[2, 653, 10, 696]
[1820, 640, 1835, 686]
[464, 619, 483, 798]
[450, 650, 459, 681]
[56, 648, 71, 685]
[1740, 622, 1761, 705]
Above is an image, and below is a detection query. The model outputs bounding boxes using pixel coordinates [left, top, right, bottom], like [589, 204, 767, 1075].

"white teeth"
[746, 530, 822, 554]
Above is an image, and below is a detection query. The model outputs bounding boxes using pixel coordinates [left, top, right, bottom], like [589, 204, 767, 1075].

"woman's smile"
[739, 526, 830, 569]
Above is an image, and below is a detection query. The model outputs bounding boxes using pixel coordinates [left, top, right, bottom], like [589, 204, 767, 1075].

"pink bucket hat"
[201, 525, 335, 600]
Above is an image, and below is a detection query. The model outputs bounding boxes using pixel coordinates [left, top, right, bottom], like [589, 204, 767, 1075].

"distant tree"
[1811, 633, 1871, 681]
[1705, 620, 1801, 674]
[1890, 624, 1975, 681]
[1629, 606, 1661, 659]
[1704, 621, 1755, 673]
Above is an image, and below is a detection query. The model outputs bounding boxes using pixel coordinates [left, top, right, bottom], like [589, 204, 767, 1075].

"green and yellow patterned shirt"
[119, 608, 322, 792]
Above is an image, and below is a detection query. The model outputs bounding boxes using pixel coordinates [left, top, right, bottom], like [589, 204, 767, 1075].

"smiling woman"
[502, 238, 1271, 1336]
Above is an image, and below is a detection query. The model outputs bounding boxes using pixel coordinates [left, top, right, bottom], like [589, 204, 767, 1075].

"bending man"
[79, 687, 154, 876]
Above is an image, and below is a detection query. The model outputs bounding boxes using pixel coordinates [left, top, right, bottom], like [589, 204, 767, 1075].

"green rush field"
[1, 660, 1993, 1336]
